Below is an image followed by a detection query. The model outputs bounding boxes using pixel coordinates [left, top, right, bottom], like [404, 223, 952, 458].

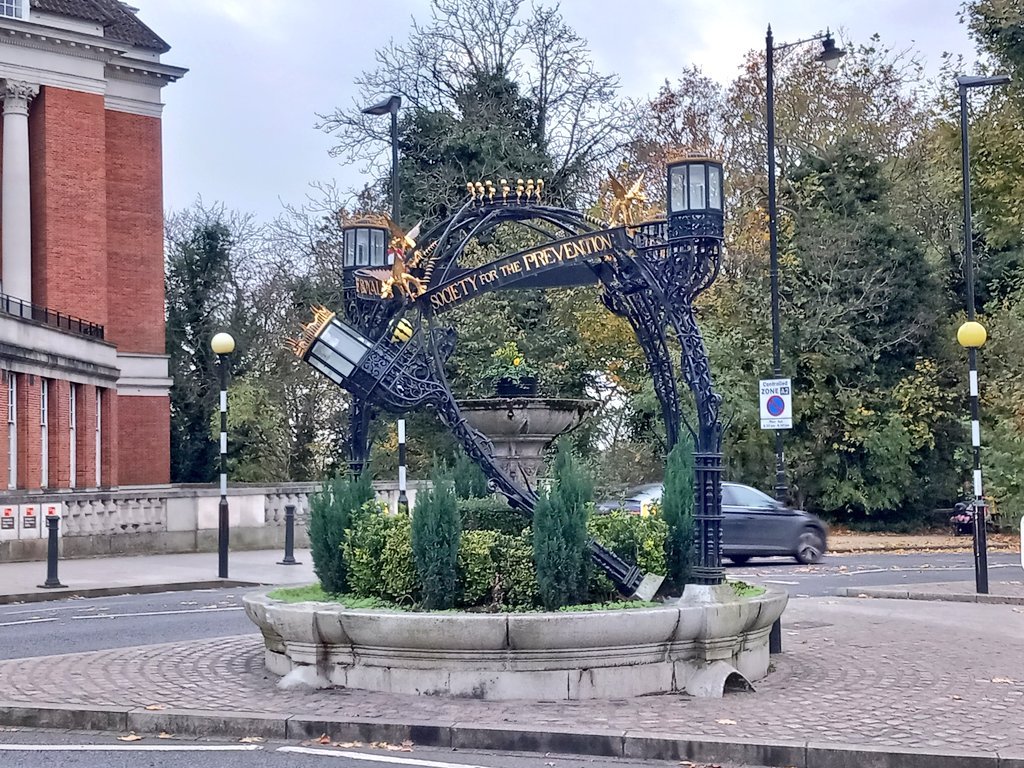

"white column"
[1, 79, 39, 303]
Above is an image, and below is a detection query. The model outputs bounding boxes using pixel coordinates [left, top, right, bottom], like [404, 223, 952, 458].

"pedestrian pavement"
[0, 549, 316, 604]
[0, 597, 1022, 767]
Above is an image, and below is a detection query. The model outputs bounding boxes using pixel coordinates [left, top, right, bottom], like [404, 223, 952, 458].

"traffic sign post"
[760, 378, 793, 430]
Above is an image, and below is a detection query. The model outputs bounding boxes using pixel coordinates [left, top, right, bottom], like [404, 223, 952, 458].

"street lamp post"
[765, 25, 844, 501]
[956, 73, 1011, 595]
[211, 331, 235, 579]
[362, 94, 402, 225]
[362, 94, 404, 488]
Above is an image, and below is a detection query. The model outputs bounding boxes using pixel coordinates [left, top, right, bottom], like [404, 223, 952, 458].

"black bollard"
[769, 617, 782, 654]
[38, 515, 66, 589]
[277, 504, 301, 566]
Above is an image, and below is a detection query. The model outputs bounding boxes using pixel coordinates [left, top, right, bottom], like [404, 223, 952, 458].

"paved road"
[0, 730, 739, 768]
[0, 551, 1018, 660]
[730, 550, 1021, 596]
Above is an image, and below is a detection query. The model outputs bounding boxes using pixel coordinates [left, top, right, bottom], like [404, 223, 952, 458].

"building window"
[40, 379, 49, 488]
[69, 383, 77, 489]
[95, 390, 101, 487]
[0, 0, 25, 19]
[6, 372, 15, 490]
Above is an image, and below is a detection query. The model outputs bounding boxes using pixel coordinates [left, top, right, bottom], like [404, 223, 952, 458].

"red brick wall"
[99, 387, 118, 487]
[48, 378, 71, 489]
[75, 384, 97, 488]
[29, 87, 108, 326]
[0, 373, 8, 488]
[105, 110, 164, 353]
[118, 395, 169, 485]
[16, 373, 42, 490]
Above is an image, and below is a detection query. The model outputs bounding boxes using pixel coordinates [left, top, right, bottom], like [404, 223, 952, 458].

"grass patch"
[729, 580, 766, 598]
[266, 584, 662, 613]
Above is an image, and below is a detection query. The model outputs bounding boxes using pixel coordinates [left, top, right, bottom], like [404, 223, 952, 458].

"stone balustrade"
[0, 480, 428, 562]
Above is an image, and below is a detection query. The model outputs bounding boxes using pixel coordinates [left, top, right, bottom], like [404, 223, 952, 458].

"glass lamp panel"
[708, 165, 722, 210]
[688, 164, 706, 210]
[669, 166, 687, 212]
[343, 230, 355, 267]
[371, 229, 386, 266]
[356, 229, 370, 266]
[308, 347, 347, 383]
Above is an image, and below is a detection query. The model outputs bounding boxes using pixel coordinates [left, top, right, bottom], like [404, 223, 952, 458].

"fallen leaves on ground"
[117, 732, 143, 742]
[952, 695, 963, 700]
[158, 732, 174, 739]
[992, 677, 1015, 684]
[143, 704, 165, 711]
[714, 718, 737, 725]
[239, 736, 266, 743]
[298, 738, 413, 752]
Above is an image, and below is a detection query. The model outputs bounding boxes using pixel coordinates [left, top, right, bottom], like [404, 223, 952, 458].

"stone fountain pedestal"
[457, 397, 596, 485]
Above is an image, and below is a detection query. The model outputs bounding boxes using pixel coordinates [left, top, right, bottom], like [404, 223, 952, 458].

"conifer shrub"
[532, 441, 592, 610]
[411, 466, 461, 609]
[662, 440, 696, 590]
[308, 471, 373, 595]
[452, 448, 490, 499]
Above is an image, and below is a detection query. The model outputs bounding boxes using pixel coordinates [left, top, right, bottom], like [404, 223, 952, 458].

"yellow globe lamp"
[957, 321, 987, 349]
[211, 332, 236, 355]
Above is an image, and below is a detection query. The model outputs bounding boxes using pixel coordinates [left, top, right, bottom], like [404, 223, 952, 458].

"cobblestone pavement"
[0, 598, 1022, 754]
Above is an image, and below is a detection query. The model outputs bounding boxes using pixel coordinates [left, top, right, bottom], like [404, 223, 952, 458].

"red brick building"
[0, 0, 184, 494]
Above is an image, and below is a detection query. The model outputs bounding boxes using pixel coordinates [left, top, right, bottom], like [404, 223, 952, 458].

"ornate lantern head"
[666, 152, 724, 241]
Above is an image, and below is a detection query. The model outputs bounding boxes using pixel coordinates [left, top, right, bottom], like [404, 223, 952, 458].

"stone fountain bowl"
[243, 585, 788, 700]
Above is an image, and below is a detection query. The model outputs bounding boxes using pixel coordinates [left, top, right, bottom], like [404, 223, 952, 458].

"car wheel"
[728, 555, 750, 566]
[794, 529, 825, 564]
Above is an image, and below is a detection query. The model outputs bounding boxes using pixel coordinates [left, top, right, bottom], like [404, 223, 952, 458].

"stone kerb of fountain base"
[242, 586, 788, 700]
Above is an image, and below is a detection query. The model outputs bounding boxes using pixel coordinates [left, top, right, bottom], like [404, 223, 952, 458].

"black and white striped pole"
[956, 74, 1009, 595]
[211, 331, 235, 580]
[397, 418, 408, 512]
[958, 321, 989, 594]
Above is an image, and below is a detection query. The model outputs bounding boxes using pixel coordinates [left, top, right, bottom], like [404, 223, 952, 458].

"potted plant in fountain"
[484, 341, 538, 397]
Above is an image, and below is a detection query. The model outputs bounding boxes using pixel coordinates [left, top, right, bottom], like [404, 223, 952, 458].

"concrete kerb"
[834, 587, 1024, 606]
[0, 579, 261, 605]
[0, 703, 1019, 766]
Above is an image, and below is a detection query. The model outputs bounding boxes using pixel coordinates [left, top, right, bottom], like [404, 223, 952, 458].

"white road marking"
[760, 580, 799, 585]
[71, 607, 243, 620]
[0, 618, 59, 628]
[278, 747, 491, 768]
[0, 744, 263, 752]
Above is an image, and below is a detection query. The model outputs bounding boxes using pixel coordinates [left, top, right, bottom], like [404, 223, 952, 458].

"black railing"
[0, 292, 104, 340]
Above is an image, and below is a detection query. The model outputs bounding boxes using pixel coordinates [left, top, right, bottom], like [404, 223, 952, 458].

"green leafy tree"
[533, 440, 591, 609]
[661, 440, 695, 590]
[165, 215, 237, 483]
[208, 379, 290, 483]
[411, 466, 462, 609]
[308, 472, 374, 595]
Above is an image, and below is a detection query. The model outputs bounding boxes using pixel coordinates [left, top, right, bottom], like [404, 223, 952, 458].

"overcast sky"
[129, 0, 981, 223]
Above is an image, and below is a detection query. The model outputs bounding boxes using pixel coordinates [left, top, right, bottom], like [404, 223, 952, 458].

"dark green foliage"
[452, 449, 490, 499]
[411, 467, 462, 609]
[345, 510, 418, 604]
[493, 532, 541, 611]
[457, 530, 500, 605]
[588, 509, 668, 599]
[166, 221, 236, 483]
[457, 496, 528, 535]
[661, 442, 695, 590]
[532, 441, 592, 610]
[308, 472, 374, 595]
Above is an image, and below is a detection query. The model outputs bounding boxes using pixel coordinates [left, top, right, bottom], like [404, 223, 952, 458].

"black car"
[721, 482, 827, 565]
[596, 481, 828, 564]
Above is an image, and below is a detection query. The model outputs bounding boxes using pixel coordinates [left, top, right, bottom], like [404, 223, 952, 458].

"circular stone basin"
[457, 398, 596, 483]
[243, 586, 788, 700]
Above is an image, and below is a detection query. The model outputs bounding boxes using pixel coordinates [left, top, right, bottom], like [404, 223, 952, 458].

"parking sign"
[760, 378, 792, 430]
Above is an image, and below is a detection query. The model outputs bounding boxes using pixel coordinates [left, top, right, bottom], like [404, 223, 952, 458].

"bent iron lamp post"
[956, 73, 1011, 595]
[765, 25, 845, 500]
[295, 166, 729, 595]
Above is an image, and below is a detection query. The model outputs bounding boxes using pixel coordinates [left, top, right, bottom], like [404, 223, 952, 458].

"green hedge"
[588, 510, 668, 600]
[458, 496, 529, 536]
